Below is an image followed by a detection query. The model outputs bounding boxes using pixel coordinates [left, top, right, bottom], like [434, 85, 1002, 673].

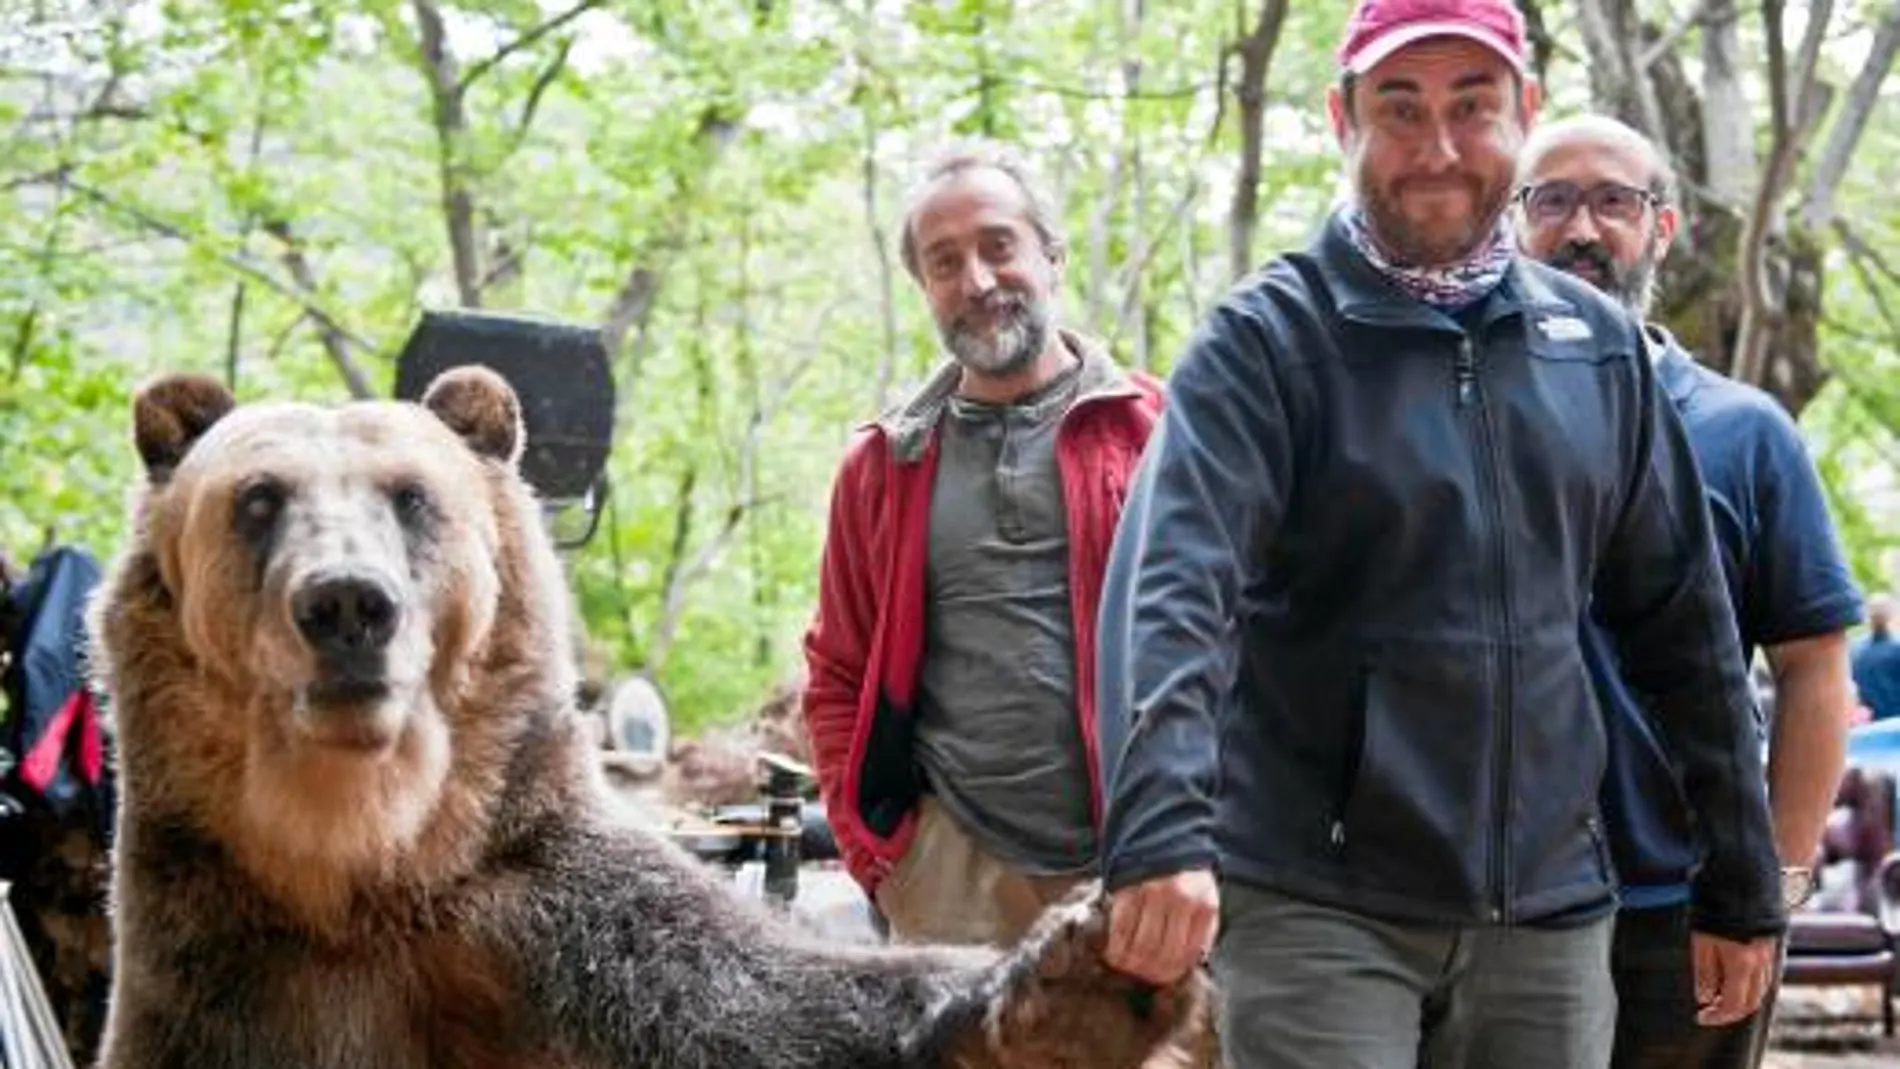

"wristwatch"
[1781, 865, 1818, 911]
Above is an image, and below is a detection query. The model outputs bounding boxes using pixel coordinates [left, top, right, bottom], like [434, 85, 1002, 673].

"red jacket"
[801, 335, 1165, 895]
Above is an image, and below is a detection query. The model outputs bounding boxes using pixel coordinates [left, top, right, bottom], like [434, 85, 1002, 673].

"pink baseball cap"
[1337, 0, 1528, 77]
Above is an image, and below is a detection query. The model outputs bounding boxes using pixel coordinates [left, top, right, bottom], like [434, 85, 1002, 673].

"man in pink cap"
[1091, 0, 1785, 1066]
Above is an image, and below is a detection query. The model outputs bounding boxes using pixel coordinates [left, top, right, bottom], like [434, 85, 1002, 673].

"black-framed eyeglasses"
[1515, 181, 1660, 227]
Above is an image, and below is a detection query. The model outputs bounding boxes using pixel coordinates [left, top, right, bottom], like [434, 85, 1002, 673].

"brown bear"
[86, 366, 1205, 1069]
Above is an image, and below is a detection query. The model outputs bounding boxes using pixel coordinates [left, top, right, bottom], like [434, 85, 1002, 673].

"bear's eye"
[234, 479, 286, 534]
[389, 482, 433, 527]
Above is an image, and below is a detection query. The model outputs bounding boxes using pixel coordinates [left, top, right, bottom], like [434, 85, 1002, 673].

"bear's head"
[96, 367, 578, 907]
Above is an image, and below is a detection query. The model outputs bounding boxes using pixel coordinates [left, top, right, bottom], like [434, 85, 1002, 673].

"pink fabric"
[1337, 0, 1527, 75]
[20, 688, 101, 793]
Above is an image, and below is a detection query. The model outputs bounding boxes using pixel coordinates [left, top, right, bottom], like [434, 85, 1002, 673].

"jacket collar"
[1645, 323, 1703, 406]
[1307, 208, 1575, 333]
[874, 327, 1138, 463]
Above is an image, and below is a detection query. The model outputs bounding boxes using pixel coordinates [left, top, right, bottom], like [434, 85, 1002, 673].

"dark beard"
[1547, 240, 1656, 314]
[1358, 179, 1512, 267]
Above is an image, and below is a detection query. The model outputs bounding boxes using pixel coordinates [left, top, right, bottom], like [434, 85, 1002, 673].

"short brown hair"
[897, 140, 1066, 280]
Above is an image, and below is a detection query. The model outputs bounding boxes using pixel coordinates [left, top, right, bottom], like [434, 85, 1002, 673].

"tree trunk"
[1700, 0, 1755, 204]
[601, 106, 741, 440]
[1122, 0, 1148, 368]
[1227, 0, 1289, 282]
[861, 105, 900, 411]
[1571, 0, 1664, 139]
[1801, 0, 1900, 231]
[410, 0, 484, 309]
[1571, 0, 1883, 417]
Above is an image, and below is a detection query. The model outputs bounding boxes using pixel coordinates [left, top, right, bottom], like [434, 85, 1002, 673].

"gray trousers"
[1212, 881, 1616, 1069]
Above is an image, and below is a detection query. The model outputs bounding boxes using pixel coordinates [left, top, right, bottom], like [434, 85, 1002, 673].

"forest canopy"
[3, 0, 1896, 730]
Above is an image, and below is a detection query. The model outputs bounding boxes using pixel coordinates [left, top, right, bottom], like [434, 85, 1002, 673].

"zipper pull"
[1329, 820, 1346, 850]
[1455, 339, 1476, 406]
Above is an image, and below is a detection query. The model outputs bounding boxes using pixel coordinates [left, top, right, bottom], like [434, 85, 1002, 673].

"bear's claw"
[944, 885, 1209, 1069]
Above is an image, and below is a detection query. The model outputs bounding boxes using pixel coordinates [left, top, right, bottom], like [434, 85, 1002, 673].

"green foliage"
[0, 0, 1895, 731]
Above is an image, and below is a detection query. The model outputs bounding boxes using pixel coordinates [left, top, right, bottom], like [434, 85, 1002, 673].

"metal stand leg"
[0, 881, 75, 1069]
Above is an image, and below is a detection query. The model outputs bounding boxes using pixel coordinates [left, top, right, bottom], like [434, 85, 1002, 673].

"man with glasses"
[1516, 114, 1863, 1069]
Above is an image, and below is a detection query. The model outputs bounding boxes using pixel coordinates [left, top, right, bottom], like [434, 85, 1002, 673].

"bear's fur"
[87, 366, 1204, 1069]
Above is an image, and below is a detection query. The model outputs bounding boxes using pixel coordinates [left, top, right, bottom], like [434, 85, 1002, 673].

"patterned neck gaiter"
[1343, 206, 1515, 310]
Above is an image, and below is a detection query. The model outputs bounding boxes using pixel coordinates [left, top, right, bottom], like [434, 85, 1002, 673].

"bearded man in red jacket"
[801, 140, 1164, 945]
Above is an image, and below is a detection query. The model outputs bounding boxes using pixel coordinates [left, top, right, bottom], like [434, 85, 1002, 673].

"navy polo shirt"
[1853, 634, 1900, 722]
[1583, 328, 1864, 908]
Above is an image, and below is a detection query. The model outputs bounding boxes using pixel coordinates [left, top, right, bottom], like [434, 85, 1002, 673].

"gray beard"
[941, 296, 1053, 378]
[1614, 257, 1660, 317]
[1544, 240, 1662, 317]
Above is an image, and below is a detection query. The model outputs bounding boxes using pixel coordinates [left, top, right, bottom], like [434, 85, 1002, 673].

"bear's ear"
[133, 374, 237, 483]
[421, 365, 524, 468]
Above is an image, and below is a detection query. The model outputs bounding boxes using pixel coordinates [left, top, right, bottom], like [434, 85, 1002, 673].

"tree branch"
[1801, 0, 1900, 229]
[263, 313, 309, 365]
[1007, 76, 1211, 101]
[1639, 0, 1714, 69]
[502, 35, 574, 160]
[1763, 0, 1791, 142]
[224, 87, 275, 391]
[1835, 219, 1900, 292]
[603, 265, 665, 367]
[1700, 0, 1756, 203]
[1205, 39, 1233, 151]
[1, 166, 74, 193]
[54, 178, 381, 380]
[1787, 0, 1835, 134]
[646, 464, 699, 668]
[1228, 0, 1290, 282]
[456, 0, 605, 93]
[1572, 0, 1666, 140]
[1840, 252, 1900, 350]
[224, 281, 248, 387]
[9, 304, 39, 381]
[1115, 176, 1202, 345]
[8, 167, 73, 381]
[1733, 0, 1835, 385]
[411, 0, 483, 308]
[601, 107, 741, 408]
[644, 329, 817, 670]
[859, 96, 899, 411]
[260, 219, 378, 398]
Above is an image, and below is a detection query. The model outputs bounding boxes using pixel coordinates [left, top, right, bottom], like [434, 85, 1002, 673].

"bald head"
[1514, 114, 1679, 315]
[1517, 115, 1676, 208]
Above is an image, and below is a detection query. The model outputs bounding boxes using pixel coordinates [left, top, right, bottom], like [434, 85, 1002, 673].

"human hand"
[1103, 869, 1219, 986]
[1690, 931, 1779, 1026]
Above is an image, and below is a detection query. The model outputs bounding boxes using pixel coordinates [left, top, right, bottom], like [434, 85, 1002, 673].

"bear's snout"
[293, 573, 401, 659]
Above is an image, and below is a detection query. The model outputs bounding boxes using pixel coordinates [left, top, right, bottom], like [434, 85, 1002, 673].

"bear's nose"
[292, 576, 399, 655]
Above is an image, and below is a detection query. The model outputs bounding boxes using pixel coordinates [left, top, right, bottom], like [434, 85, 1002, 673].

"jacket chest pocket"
[1498, 340, 1633, 562]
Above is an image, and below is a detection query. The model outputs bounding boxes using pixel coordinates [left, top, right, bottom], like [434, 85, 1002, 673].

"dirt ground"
[1761, 987, 1900, 1067]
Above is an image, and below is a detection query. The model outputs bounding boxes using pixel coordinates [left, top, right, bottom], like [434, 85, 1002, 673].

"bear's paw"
[945, 886, 1211, 1069]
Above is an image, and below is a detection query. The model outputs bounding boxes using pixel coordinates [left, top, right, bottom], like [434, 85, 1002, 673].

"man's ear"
[1654, 203, 1681, 256]
[1518, 76, 1544, 129]
[1327, 85, 1351, 150]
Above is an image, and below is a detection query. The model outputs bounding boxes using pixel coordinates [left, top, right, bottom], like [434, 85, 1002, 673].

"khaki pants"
[876, 799, 1220, 1069]
[874, 797, 1087, 948]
